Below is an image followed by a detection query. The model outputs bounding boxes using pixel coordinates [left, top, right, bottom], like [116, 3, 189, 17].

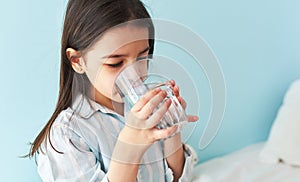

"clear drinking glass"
[114, 58, 188, 130]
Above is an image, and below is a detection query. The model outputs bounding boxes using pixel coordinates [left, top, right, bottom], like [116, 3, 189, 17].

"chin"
[111, 94, 124, 104]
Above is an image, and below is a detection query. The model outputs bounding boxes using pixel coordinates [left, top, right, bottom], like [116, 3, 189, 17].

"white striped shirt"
[37, 95, 194, 181]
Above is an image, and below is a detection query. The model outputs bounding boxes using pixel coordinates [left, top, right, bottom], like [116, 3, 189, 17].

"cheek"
[93, 69, 123, 101]
[94, 70, 116, 94]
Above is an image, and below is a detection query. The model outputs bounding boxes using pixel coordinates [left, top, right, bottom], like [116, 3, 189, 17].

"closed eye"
[106, 61, 124, 68]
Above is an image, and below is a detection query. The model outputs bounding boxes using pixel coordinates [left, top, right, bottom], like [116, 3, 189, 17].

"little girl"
[28, 0, 198, 181]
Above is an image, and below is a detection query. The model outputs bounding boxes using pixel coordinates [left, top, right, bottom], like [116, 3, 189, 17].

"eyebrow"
[101, 47, 150, 59]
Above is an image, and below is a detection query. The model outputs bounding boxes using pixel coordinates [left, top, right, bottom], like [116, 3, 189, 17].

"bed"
[191, 79, 300, 182]
[191, 142, 300, 182]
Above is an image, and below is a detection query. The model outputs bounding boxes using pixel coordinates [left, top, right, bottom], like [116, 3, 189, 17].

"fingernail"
[173, 125, 178, 131]
[161, 90, 167, 95]
[155, 87, 161, 92]
[166, 98, 171, 104]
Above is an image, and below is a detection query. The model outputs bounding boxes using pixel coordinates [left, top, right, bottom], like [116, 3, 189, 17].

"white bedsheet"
[192, 142, 300, 182]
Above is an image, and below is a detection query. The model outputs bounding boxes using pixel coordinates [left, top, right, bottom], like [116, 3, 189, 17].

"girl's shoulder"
[51, 105, 105, 141]
[52, 107, 76, 127]
[45, 107, 97, 151]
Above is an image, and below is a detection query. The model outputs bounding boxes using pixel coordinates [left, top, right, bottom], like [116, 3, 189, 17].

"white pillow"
[260, 79, 300, 166]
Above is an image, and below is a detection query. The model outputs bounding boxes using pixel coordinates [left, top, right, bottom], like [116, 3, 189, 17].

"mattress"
[191, 142, 300, 182]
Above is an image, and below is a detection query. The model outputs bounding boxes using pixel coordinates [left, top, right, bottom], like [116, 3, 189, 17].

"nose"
[122, 56, 147, 70]
[120, 58, 148, 78]
[125, 58, 137, 66]
[126, 55, 143, 64]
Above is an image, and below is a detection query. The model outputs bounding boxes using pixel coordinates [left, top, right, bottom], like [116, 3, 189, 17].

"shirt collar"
[71, 94, 118, 119]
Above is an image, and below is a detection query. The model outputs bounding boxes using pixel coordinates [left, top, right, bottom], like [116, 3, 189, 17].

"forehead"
[87, 25, 149, 56]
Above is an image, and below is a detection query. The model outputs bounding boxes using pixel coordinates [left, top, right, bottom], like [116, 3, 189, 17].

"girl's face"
[75, 25, 150, 110]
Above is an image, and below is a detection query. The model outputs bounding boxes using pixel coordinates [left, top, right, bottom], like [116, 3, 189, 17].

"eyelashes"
[106, 61, 124, 68]
[106, 56, 149, 68]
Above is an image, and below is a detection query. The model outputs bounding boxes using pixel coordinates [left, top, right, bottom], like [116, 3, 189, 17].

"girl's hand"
[112, 88, 178, 164]
[119, 87, 179, 145]
[109, 88, 178, 179]
[169, 80, 199, 122]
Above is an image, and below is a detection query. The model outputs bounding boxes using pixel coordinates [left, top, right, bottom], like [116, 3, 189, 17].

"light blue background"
[1, 0, 299, 181]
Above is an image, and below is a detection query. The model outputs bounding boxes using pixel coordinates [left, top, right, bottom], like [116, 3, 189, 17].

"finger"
[151, 125, 178, 140]
[147, 98, 172, 127]
[168, 80, 176, 92]
[187, 115, 199, 122]
[168, 81, 180, 102]
[131, 87, 161, 112]
[169, 79, 175, 87]
[138, 90, 167, 118]
[173, 85, 180, 97]
[177, 96, 186, 109]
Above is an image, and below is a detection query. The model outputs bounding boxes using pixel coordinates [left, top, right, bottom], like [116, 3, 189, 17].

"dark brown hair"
[28, 0, 154, 157]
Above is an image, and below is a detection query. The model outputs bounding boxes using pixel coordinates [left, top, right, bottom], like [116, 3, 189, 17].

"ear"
[66, 48, 85, 74]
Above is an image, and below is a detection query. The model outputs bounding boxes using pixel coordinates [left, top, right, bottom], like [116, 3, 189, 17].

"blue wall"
[143, 0, 300, 162]
[0, 0, 299, 181]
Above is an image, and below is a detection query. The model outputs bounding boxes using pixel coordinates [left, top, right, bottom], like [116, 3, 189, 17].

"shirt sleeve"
[164, 144, 195, 182]
[37, 123, 109, 182]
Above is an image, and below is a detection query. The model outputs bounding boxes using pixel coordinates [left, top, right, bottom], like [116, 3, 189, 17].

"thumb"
[187, 115, 199, 122]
